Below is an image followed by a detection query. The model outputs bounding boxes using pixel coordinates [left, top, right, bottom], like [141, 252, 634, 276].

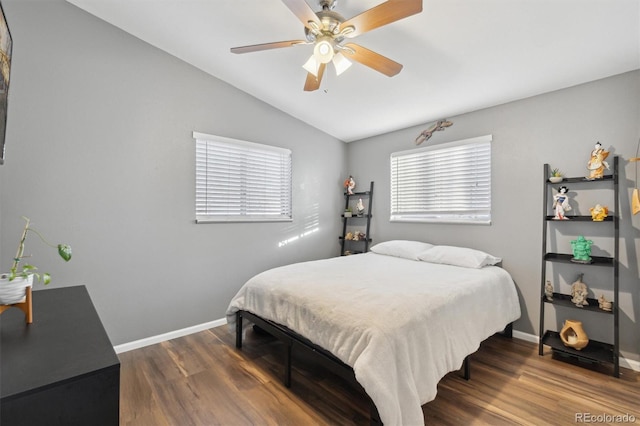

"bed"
[226, 240, 521, 426]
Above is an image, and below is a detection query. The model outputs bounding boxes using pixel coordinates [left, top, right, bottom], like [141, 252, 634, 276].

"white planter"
[0, 274, 34, 305]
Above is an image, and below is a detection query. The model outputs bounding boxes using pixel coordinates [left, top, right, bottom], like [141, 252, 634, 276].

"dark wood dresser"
[1, 285, 120, 425]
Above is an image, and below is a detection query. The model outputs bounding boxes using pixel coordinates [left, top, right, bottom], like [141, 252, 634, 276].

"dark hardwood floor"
[119, 325, 640, 425]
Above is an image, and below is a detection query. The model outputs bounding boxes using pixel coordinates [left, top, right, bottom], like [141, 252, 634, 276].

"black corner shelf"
[544, 253, 614, 267]
[340, 181, 374, 256]
[545, 215, 614, 222]
[539, 157, 619, 377]
[343, 190, 371, 196]
[541, 330, 615, 365]
[546, 174, 614, 184]
[338, 236, 372, 242]
[542, 292, 613, 314]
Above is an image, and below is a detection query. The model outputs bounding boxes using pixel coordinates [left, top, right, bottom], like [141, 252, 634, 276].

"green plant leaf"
[22, 264, 37, 272]
[58, 244, 72, 262]
[43, 273, 51, 285]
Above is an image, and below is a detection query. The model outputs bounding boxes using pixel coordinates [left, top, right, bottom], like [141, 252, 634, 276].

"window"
[194, 132, 292, 223]
[390, 135, 492, 224]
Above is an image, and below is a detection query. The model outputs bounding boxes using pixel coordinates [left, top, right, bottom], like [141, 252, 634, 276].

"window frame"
[194, 131, 292, 223]
[390, 134, 492, 225]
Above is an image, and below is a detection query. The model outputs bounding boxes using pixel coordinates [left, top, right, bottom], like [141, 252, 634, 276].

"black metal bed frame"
[235, 309, 514, 425]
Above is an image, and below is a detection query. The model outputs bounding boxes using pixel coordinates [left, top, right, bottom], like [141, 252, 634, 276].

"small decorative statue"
[590, 204, 609, 221]
[552, 186, 571, 220]
[571, 235, 593, 264]
[345, 231, 354, 240]
[570, 273, 589, 308]
[343, 175, 356, 195]
[560, 319, 589, 350]
[598, 294, 613, 312]
[356, 198, 365, 216]
[545, 280, 554, 301]
[586, 141, 610, 180]
[352, 231, 366, 241]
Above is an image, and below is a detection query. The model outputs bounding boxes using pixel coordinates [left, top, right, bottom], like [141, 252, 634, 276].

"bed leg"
[284, 342, 292, 388]
[236, 312, 243, 349]
[463, 356, 470, 380]
[503, 322, 513, 338]
[370, 401, 382, 426]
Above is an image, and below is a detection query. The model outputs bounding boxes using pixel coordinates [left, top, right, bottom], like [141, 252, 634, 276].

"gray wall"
[346, 70, 640, 363]
[0, 0, 346, 344]
[1, 0, 638, 366]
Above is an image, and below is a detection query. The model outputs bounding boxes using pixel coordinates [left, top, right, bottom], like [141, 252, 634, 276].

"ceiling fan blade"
[342, 43, 403, 77]
[281, 0, 321, 29]
[304, 63, 327, 92]
[231, 40, 307, 54]
[341, 0, 423, 38]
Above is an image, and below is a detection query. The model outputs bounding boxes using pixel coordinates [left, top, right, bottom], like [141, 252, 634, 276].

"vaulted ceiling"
[66, 0, 640, 142]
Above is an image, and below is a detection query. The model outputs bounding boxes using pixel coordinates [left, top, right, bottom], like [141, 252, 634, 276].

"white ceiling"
[65, 0, 640, 142]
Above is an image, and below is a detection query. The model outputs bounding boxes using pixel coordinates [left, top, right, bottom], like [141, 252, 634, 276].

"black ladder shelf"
[538, 157, 619, 377]
[339, 181, 374, 256]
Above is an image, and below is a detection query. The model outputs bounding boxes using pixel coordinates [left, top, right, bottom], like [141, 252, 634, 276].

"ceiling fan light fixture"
[332, 52, 351, 76]
[302, 54, 320, 77]
[338, 25, 355, 37]
[313, 38, 334, 64]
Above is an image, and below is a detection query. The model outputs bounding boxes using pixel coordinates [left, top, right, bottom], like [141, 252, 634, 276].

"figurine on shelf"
[571, 235, 593, 264]
[545, 280, 554, 301]
[586, 141, 610, 180]
[560, 319, 589, 350]
[552, 186, 571, 220]
[570, 273, 589, 308]
[590, 204, 609, 221]
[345, 232, 354, 240]
[352, 231, 366, 241]
[356, 198, 365, 216]
[598, 294, 613, 312]
[344, 175, 356, 195]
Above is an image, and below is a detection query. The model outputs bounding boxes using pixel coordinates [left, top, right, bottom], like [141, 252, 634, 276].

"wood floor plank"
[119, 326, 640, 425]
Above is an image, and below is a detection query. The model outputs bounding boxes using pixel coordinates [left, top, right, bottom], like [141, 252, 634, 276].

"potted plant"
[549, 168, 564, 183]
[0, 217, 72, 305]
[344, 207, 353, 217]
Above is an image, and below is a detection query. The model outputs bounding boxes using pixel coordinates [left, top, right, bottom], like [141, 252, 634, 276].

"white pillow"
[417, 245, 501, 268]
[370, 240, 434, 261]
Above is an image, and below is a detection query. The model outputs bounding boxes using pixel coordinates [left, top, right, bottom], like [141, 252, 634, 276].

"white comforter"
[226, 253, 521, 426]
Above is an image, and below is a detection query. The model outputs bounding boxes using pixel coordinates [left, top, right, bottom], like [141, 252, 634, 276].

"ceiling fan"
[230, 0, 423, 91]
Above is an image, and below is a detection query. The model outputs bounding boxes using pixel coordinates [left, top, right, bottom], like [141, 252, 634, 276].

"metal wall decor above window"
[194, 132, 292, 223]
[390, 135, 492, 224]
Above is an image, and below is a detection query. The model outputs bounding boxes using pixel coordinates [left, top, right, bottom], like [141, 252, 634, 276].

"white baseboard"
[114, 320, 640, 372]
[113, 318, 227, 354]
[513, 329, 539, 344]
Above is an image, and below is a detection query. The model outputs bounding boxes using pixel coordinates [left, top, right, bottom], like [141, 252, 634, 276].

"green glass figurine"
[570, 235, 593, 264]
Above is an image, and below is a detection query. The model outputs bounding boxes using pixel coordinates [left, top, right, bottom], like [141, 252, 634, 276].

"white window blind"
[194, 132, 292, 223]
[390, 135, 492, 224]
